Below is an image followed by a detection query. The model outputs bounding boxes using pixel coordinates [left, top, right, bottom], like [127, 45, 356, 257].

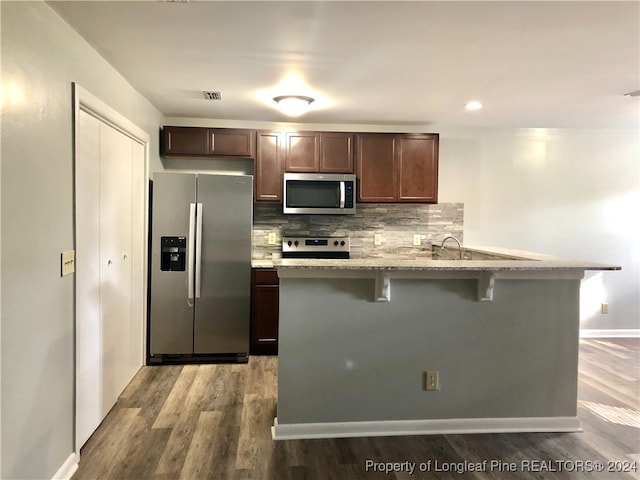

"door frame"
[72, 83, 150, 457]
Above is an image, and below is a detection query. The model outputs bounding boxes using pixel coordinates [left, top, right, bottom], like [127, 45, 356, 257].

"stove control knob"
[341, 241, 346, 246]
[294, 240, 299, 247]
[287, 241, 292, 247]
[334, 240, 339, 246]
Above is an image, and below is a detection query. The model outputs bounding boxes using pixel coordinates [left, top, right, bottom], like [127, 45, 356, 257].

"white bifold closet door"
[76, 109, 144, 449]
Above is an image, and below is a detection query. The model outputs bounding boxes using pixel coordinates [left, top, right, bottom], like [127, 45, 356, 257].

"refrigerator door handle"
[187, 203, 196, 302]
[195, 203, 203, 299]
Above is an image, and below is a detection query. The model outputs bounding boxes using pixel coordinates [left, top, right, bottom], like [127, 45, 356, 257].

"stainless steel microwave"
[283, 173, 356, 215]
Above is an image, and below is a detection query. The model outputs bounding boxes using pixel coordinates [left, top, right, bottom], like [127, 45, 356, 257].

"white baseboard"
[580, 329, 640, 338]
[51, 453, 78, 480]
[271, 416, 581, 440]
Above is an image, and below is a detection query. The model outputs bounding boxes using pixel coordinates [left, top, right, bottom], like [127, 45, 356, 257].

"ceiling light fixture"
[465, 101, 483, 111]
[273, 95, 315, 117]
[624, 90, 640, 97]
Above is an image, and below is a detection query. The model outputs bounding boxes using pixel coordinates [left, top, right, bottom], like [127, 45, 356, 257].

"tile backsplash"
[253, 203, 464, 260]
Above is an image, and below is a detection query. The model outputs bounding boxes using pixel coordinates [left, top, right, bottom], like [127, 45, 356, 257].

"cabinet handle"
[258, 338, 277, 342]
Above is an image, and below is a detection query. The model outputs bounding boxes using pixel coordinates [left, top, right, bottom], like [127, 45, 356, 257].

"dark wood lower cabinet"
[250, 268, 279, 355]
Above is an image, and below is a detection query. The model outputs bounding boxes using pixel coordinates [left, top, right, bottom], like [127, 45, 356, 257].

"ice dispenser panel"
[160, 236, 187, 271]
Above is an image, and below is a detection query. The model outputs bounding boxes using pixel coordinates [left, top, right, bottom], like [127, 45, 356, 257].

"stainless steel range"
[282, 236, 350, 259]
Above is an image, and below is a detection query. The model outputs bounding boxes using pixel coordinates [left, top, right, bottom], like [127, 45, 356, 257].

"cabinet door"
[251, 285, 279, 354]
[320, 132, 354, 173]
[251, 269, 279, 355]
[210, 128, 256, 157]
[397, 134, 439, 203]
[285, 131, 320, 172]
[162, 126, 209, 155]
[356, 133, 397, 202]
[255, 130, 284, 201]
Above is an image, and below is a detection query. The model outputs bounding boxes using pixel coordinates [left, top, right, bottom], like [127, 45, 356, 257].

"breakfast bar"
[271, 247, 620, 440]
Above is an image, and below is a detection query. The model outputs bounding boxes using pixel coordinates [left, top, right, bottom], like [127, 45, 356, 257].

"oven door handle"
[339, 181, 345, 209]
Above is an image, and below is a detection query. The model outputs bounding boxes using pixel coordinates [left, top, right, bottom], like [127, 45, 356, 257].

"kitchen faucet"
[441, 236, 463, 260]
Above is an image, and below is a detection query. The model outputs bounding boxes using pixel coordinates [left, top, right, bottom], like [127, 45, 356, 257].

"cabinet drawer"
[254, 269, 279, 285]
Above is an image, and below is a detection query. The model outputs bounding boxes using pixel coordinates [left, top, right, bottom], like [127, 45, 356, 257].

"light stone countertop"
[251, 259, 275, 269]
[270, 246, 620, 272]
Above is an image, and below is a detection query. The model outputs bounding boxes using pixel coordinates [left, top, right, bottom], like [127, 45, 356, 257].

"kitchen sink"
[431, 245, 526, 261]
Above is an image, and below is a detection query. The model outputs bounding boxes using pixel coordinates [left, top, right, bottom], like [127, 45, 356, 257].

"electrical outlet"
[413, 234, 421, 246]
[601, 303, 609, 314]
[424, 371, 439, 391]
[374, 234, 383, 246]
[268, 232, 277, 245]
[61, 250, 75, 276]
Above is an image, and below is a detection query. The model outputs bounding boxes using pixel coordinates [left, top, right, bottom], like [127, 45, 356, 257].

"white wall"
[437, 127, 639, 331]
[1, 2, 162, 479]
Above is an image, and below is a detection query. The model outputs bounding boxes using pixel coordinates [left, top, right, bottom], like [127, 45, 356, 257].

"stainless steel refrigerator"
[149, 173, 253, 363]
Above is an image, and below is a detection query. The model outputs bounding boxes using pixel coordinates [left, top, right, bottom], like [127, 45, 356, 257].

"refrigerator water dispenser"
[160, 236, 186, 271]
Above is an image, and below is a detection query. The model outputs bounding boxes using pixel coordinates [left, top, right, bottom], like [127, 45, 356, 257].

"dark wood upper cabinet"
[356, 133, 397, 202]
[209, 128, 256, 157]
[356, 133, 438, 203]
[162, 126, 209, 156]
[397, 134, 439, 202]
[285, 131, 354, 173]
[161, 126, 255, 157]
[320, 132, 354, 173]
[160, 126, 436, 204]
[284, 131, 319, 172]
[255, 130, 284, 202]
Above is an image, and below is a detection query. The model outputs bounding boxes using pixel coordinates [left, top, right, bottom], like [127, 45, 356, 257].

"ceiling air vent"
[203, 91, 222, 101]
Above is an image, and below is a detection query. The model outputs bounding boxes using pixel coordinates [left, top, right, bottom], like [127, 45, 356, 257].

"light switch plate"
[425, 371, 439, 391]
[268, 232, 277, 245]
[61, 250, 75, 276]
[374, 234, 382, 246]
[413, 234, 421, 246]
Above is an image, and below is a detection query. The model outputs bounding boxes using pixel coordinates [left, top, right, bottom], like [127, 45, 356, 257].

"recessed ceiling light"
[465, 101, 483, 111]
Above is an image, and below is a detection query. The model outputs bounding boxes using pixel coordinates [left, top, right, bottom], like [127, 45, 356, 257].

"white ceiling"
[49, 1, 640, 129]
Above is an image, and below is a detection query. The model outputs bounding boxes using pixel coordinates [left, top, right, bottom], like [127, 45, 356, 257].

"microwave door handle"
[339, 181, 345, 208]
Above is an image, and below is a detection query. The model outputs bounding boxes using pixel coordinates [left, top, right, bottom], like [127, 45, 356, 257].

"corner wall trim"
[51, 453, 78, 480]
[271, 416, 581, 440]
[580, 329, 640, 338]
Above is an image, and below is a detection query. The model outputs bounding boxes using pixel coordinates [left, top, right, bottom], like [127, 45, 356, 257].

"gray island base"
[272, 247, 619, 440]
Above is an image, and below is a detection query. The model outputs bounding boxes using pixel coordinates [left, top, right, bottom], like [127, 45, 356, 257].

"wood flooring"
[73, 339, 639, 479]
